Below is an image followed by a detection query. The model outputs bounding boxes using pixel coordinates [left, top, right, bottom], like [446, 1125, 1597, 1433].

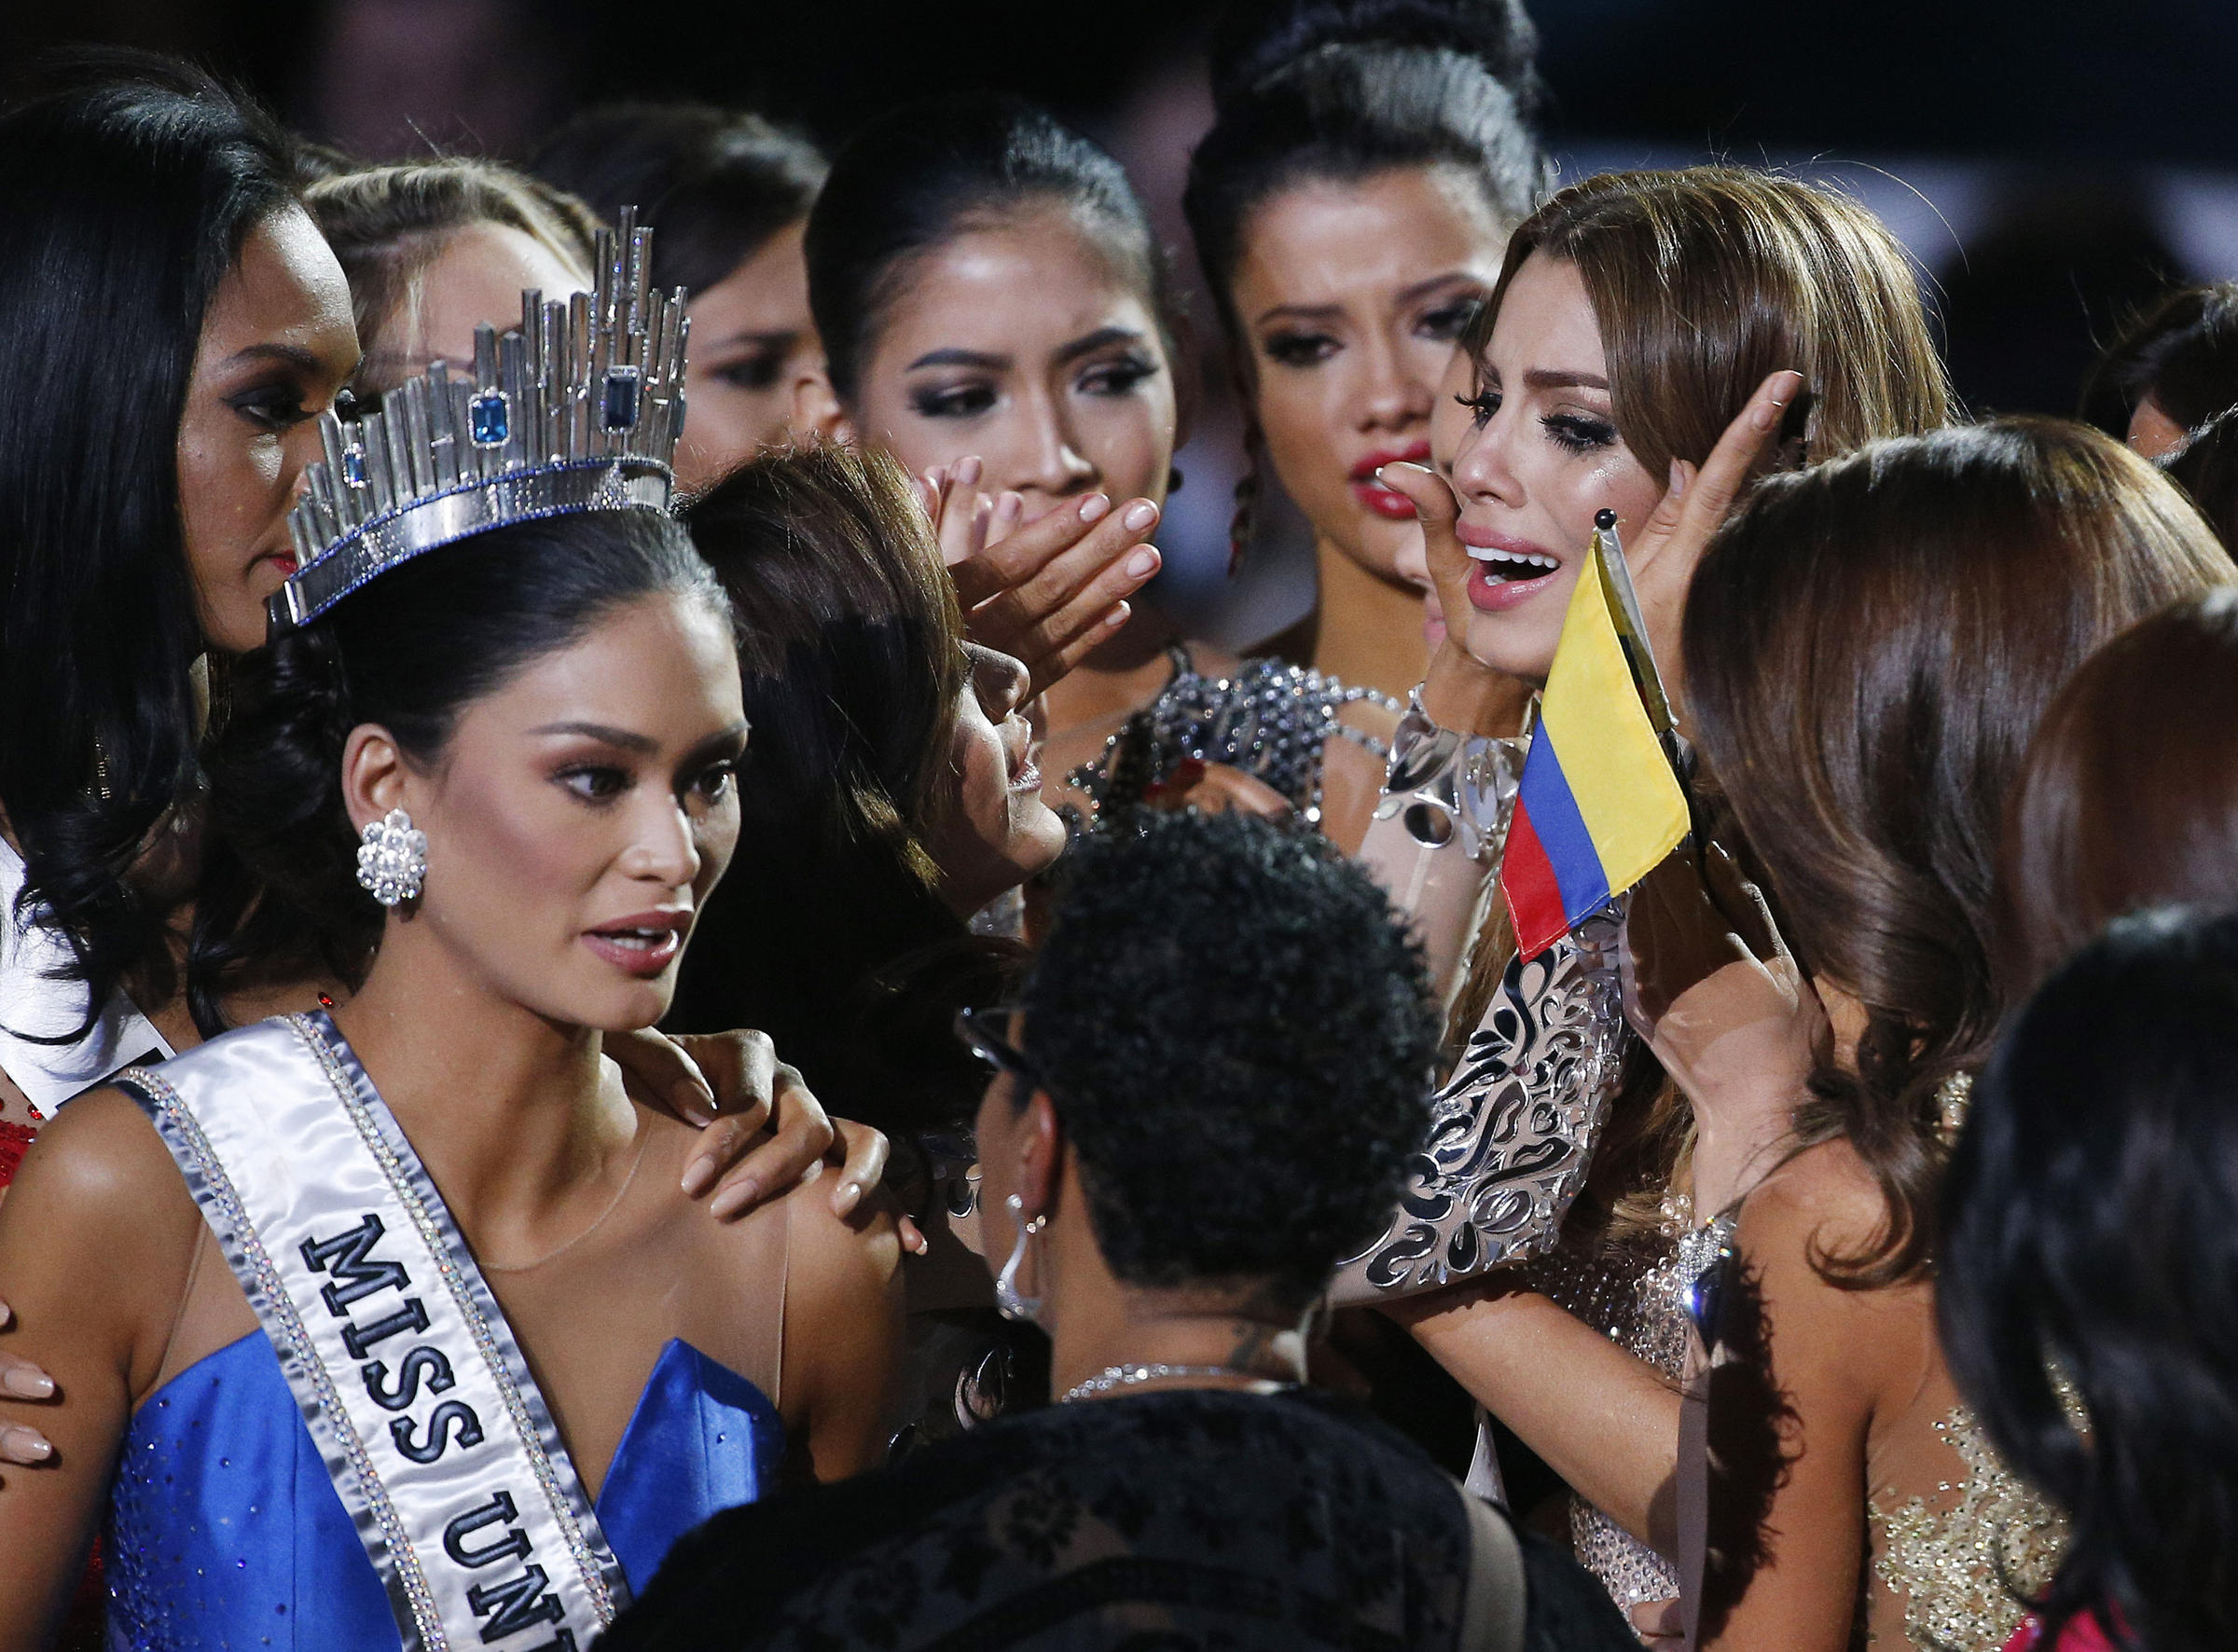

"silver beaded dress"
[1068, 644, 1400, 826]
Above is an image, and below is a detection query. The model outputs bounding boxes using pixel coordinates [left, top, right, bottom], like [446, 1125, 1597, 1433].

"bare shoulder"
[1734, 1138, 1934, 1391]
[1737, 1137, 1890, 1266]
[8, 1086, 196, 1239]
[781, 1172, 903, 1311]
[0, 1087, 204, 1392]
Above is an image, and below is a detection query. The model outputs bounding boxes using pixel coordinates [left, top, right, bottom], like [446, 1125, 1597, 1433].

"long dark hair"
[1941, 906, 2238, 1652]
[189, 512, 725, 1032]
[1683, 419, 2230, 1285]
[669, 441, 1000, 1136]
[1185, 0, 1548, 351]
[0, 53, 297, 1039]
[804, 95, 1181, 405]
[2081, 281, 2238, 436]
[532, 103, 827, 299]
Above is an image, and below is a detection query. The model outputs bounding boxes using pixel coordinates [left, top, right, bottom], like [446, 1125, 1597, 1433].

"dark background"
[11, 0, 2232, 632]
[13, 0, 2233, 417]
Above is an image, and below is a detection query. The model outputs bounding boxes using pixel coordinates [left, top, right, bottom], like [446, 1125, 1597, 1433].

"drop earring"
[356, 807, 427, 906]
[994, 1192, 1048, 1323]
[1227, 426, 1263, 578]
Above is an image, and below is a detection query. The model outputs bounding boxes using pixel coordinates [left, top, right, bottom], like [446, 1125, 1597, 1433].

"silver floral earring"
[356, 807, 427, 907]
[994, 1192, 1047, 1323]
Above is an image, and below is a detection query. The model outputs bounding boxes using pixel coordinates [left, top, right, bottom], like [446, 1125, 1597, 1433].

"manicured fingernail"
[994, 491, 1023, 526]
[1105, 600, 1131, 627]
[956, 455, 982, 486]
[2, 1369, 52, 1400]
[680, 1157, 717, 1197]
[1078, 493, 1111, 523]
[834, 1180, 863, 1217]
[1122, 500, 1158, 531]
[1667, 460, 1688, 499]
[709, 1178, 761, 1219]
[1125, 547, 1159, 578]
[908, 1228, 932, 1256]
[672, 1081, 715, 1126]
[2, 1425, 50, 1460]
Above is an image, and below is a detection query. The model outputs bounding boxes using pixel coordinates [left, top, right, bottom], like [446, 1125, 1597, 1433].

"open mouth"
[583, 915, 688, 978]
[1459, 533, 1566, 613]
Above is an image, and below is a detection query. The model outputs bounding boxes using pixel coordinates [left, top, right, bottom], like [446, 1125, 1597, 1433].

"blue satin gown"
[104, 1330, 783, 1649]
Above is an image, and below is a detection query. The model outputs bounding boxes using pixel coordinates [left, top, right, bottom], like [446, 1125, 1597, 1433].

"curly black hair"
[1016, 811, 1438, 1314]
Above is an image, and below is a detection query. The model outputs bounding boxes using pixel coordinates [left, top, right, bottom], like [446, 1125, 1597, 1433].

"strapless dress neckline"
[106, 1329, 781, 1650]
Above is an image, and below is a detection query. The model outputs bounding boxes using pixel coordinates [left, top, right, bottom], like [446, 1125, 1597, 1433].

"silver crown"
[270, 205, 689, 633]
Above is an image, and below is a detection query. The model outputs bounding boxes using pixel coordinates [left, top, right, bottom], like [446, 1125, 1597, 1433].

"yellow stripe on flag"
[1534, 543, 1690, 897]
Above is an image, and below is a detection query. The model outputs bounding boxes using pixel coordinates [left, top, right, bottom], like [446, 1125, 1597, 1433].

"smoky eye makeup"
[907, 379, 999, 420]
[1259, 329, 1339, 368]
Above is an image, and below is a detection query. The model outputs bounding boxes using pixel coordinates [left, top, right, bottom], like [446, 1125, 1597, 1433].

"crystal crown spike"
[271, 205, 690, 633]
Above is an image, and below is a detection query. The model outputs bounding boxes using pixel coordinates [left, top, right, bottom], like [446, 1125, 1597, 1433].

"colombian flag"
[1499, 517, 1690, 959]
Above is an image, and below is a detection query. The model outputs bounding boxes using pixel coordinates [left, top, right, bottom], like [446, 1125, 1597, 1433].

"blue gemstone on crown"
[601, 366, 642, 432]
[469, 392, 510, 448]
[340, 447, 367, 489]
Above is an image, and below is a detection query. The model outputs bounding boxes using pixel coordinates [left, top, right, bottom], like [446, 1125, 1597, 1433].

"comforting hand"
[1623, 368, 1804, 712]
[1619, 842, 1824, 1214]
[1373, 460, 1531, 736]
[607, 1026, 926, 1251]
[0, 1299, 53, 1472]
[917, 455, 1164, 695]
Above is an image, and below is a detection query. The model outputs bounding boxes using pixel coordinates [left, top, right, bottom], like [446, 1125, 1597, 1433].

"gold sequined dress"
[1866, 1397, 2066, 1649]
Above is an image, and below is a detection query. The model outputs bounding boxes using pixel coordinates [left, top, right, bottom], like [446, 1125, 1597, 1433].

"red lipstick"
[1349, 442, 1433, 520]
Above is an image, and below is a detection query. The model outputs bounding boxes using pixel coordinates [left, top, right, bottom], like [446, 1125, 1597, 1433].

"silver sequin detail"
[1071, 654, 1400, 825]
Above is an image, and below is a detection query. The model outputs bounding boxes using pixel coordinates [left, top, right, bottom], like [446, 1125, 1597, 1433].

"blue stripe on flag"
[1514, 726, 1612, 925]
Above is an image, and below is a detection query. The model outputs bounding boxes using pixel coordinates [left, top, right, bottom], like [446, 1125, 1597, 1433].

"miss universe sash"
[117, 1012, 629, 1652]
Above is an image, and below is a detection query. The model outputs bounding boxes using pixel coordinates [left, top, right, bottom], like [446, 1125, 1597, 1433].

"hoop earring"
[356, 807, 427, 907]
[1227, 426, 1263, 578]
[994, 1192, 1048, 1323]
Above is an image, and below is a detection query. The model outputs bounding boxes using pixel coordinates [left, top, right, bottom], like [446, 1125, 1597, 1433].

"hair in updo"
[532, 103, 827, 300]
[187, 511, 727, 1033]
[805, 94, 1182, 404]
[1186, 0, 1549, 350]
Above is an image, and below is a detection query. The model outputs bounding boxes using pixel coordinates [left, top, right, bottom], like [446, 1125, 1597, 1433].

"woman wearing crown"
[0, 216, 903, 1649]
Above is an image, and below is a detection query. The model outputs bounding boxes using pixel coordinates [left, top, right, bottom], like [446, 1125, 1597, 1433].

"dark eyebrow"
[1522, 368, 1611, 392]
[1251, 302, 1343, 328]
[1253, 273, 1484, 330]
[223, 341, 329, 374]
[906, 346, 1009, 372]
[711, 328, 800, 351]
[1055, 324, 1146, 365]
[529, 721, 659, 753]
[683, 721, 752, 765]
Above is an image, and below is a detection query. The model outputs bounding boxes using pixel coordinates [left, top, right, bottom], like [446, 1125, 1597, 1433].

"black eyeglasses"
[953, 1004, 1051, 1097]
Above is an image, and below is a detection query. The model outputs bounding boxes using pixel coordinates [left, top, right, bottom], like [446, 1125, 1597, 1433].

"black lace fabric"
[604, 1389, 1637, 1651]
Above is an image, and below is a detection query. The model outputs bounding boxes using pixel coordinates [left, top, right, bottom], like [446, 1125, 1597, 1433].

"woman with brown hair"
[1931, 590, 2238, 1652]
[1674, 419, 2233, 1648]
[1362, 164, 1951, 1631]
[675, 440, 1069, 1446]
[1998, 586, 2238, 989]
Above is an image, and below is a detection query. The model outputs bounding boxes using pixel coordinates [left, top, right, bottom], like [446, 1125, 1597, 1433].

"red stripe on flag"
[1500, 799, 1569, 960]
